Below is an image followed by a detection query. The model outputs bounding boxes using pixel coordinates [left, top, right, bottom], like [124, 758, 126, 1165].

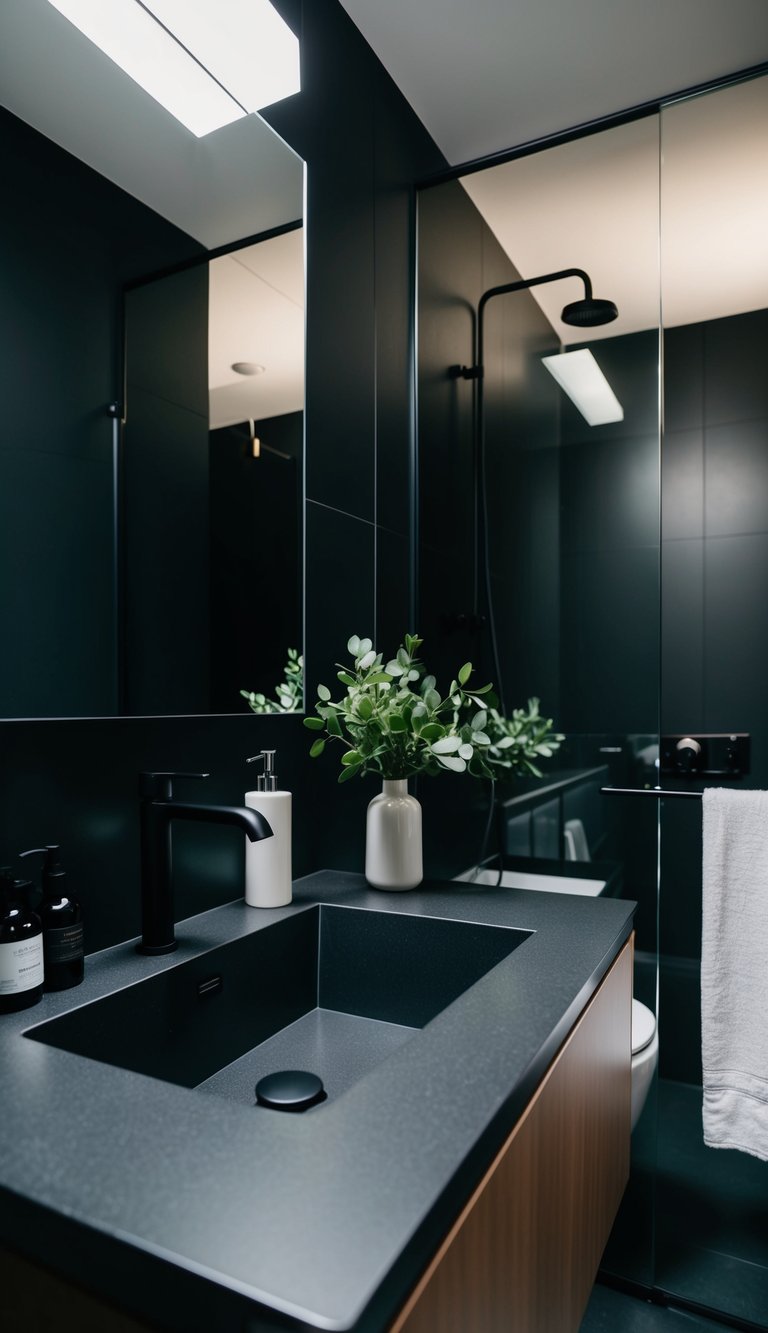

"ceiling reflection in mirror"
[0, 0, 305, 719]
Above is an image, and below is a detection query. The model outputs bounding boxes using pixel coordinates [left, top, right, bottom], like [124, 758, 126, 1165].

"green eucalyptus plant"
[241, 648, 303, 715]
[484, 698, 565, 779]
[304, 634, 563, 783]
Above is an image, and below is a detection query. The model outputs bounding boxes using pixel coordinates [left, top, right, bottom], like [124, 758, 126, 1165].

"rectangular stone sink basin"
[26, 905, 530, 1108]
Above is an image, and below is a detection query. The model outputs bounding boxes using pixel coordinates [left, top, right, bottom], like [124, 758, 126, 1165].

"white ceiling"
[339, 0, 768, 167]
[209, 228, 305, 428]
[0, 0, 303, 249]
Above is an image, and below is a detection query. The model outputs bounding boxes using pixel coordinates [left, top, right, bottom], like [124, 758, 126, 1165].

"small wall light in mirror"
[248, 419, 261, 458]
[232, 362, 266, 376]
[542, 349, 624, 426]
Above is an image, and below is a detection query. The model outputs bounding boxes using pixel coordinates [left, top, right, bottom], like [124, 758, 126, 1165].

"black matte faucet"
[138, 772, 273, 955]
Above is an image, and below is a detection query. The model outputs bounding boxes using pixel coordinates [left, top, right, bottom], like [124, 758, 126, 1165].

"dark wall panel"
[123, 263, 210, 715]
[559, 330, 660, 735]
[209, 413, 302, 712]
[416, 177, 563, 878]
[417, 178, 561, 698]
[0, 106, 202, 719]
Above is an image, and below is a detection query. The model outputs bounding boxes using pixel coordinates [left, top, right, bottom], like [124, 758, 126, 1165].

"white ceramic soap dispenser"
[244, 750, 292, 908]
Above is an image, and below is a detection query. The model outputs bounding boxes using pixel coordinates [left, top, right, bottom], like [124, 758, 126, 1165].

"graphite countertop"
[0, 870, 635, 1332]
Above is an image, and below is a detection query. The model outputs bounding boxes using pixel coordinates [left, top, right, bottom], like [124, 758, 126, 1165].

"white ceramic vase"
[365, 779, 423, 891]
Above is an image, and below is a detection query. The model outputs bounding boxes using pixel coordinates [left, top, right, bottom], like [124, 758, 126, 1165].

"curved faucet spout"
[137, 773, 274, 956]
[159, 802, 273, 843]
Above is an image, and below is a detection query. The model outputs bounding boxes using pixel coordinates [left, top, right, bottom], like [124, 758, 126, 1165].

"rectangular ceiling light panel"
[541, 349, 624, 426]
[141, 0, 301, 112]
[46, 0, 246, 136]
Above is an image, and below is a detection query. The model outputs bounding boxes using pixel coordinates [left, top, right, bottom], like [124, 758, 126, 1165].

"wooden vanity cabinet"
[390, 936, 633, 1333]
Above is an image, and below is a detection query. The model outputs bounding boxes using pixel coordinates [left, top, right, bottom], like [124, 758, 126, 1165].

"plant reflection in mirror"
[241, 648, 303, 715]
[304, 634, 563, 783]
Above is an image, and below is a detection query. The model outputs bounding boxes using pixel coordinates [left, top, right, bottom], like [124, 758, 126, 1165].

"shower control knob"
[675, 737, 702, 774]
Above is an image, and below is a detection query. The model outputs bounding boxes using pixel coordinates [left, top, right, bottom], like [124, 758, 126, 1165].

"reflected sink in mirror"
[26, 906, 531, 1109]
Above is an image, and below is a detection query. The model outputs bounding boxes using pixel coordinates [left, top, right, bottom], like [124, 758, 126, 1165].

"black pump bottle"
[0, 868, 44, 1013]
[20, 846, 84, 991]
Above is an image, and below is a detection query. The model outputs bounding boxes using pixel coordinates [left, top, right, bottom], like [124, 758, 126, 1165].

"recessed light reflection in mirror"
[541, 349, 624, 426]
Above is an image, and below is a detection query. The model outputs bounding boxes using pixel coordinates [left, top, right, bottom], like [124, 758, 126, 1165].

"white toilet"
[631, 999, 658, 1131]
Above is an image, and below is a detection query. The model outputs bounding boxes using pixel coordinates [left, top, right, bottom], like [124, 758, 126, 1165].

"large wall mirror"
[417, 72, 767, 844]
[0, 0, 305, 719]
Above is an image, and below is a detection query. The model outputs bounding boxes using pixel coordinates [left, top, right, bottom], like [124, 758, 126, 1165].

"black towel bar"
[600, 787, 704, 799]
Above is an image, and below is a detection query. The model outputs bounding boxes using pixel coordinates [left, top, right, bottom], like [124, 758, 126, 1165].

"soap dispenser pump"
[0, 867, 44, 1014]
[244, 751, 292, 908]
[20, 846, 84, 991]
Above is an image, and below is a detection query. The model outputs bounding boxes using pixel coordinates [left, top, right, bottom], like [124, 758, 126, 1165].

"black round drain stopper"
[255, 1070, 326, 1111]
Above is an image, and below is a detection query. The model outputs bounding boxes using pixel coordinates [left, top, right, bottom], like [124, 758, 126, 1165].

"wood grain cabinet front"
[390, 936, 633, 1333]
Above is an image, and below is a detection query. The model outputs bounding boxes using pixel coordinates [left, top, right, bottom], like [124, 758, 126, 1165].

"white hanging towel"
[701, 788, 768, 1160]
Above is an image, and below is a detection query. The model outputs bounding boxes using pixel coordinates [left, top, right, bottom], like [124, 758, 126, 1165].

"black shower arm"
[479, 267, 592, 321]
[477, 268, 591, 374]
[449, 268, 592, 380]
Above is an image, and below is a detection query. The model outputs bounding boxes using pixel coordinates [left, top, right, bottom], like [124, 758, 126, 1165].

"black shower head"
[561, 297, 618, 327]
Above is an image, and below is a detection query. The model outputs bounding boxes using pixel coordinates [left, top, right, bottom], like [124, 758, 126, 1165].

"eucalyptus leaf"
[309, 738, 326, 758]
[471, 710, 488, 730]
[437, 755, 466, 773]
[431, 736, 462, 754]
[347, 635, 361, 656]
[459, 743, 474, 760]
[359, 650, 377, 670]
[458, 662, 472, 686]
[303, 717, 324, 730]
[317, 684, 331, 702]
